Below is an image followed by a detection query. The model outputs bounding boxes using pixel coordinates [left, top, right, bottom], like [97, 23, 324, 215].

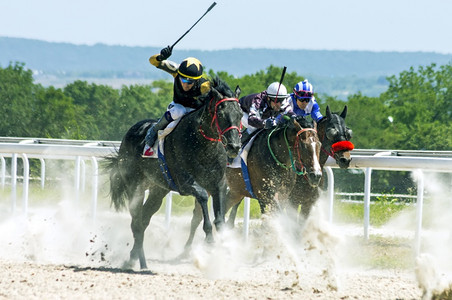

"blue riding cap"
[294, 79, 313, 94]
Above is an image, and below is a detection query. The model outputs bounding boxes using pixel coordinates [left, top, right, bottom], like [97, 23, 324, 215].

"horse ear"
[234, 85, 241, 98]
[340, 106, 348, 119]
[326, 105, 332, 118]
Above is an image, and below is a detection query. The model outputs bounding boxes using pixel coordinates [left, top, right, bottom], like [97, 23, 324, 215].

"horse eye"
[326, 128, 338, 140]
[346, 128, 353, 139]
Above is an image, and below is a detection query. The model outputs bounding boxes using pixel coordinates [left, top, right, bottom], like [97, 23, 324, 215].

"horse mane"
[198, 76, 233, 104]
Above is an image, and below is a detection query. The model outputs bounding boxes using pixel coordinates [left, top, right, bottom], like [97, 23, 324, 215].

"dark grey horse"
[105, 78, 243, 269]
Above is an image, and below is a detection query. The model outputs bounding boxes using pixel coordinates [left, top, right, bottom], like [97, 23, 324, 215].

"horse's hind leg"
[128, 185, 168, 269]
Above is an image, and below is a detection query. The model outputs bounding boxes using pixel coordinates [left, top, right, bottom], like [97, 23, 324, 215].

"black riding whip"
[170, 2, 217, 50]
[275, 66, 287, 97]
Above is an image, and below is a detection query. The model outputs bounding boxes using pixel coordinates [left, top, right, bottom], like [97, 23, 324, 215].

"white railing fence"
[1, 138, 452, 256]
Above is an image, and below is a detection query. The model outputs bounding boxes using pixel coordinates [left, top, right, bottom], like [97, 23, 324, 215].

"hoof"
[205, 235, 215, 244]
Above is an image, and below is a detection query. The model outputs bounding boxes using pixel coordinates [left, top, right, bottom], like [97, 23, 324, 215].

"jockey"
[289, 79, 323, 122]
[239, 82, 294, 139]
[143, 46, 211, 157]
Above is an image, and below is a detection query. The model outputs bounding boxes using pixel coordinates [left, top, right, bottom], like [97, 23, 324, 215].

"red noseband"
[331, 140, 355, 152]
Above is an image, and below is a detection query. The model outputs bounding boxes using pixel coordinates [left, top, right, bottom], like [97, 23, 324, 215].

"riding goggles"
[180, 76, 195, 84]
[268, 96, 284, 103]
[294, 90, 313, 101]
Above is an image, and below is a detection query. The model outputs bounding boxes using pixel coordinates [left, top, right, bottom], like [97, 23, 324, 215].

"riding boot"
[142, 115, 170, 157]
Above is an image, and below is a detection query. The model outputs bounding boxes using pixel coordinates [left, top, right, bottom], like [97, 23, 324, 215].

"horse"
[184, 116, 322, 249]
[288, 105, 354, 218]
[225, 105, 354, 227]
[105, 77, 243, 269]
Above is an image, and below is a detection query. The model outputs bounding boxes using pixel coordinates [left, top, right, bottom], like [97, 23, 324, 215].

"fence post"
[90, 157, 99, 221]
[20, 154, 30, 215]
[39, 158, 45, 189]
[363, 167, 372, 239]
[243, 197, 250, 241]
[165, 192, 173, 229]
[414, 170, 424, 256]
[11, 153, 17, 213]
[74, 156, 81, 203]
[1, 156, 5, 189]
[325, 166, 334, 223]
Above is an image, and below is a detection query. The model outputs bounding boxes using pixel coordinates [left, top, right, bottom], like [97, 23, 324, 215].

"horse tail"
[103, 151, 129, 211]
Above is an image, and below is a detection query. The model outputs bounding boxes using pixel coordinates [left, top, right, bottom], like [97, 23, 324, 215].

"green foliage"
[210, 65, 305, 98]
[1, 61, 450, 150]
[344, 63, 452, 150]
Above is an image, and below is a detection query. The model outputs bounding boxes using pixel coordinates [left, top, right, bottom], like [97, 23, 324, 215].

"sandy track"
[1, 259, 422, 299]
[0, 201, 425, 299]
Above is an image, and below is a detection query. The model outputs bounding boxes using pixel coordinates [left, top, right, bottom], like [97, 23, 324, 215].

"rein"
[267, 126, 317, 175]
[198, 97, 241, 143]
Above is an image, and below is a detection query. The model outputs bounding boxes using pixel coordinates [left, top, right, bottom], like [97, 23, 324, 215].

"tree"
[0, 62, 36, 136]
[381, 63, 452, 150]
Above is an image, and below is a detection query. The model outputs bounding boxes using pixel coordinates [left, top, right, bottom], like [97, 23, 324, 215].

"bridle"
[267, 126, 318, 175]
[318, 117, 354, 159]
[198, 97, 242, 145]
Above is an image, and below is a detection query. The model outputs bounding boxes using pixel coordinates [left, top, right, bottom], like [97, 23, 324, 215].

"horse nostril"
[308, 172, 322, 187]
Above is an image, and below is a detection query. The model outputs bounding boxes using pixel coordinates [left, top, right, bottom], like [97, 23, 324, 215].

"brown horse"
[225, 105, 354, 227]
[184, 116, 322, 249]
[289, 105, 354, 218]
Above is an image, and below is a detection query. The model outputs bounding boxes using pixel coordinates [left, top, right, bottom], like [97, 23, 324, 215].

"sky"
[1, 0, 452, 54]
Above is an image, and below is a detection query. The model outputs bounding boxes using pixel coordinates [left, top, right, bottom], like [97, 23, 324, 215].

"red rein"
[199, 97, 241, 142]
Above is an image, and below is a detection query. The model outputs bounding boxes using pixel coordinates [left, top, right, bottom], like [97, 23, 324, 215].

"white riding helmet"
[266, 82, 288, 99]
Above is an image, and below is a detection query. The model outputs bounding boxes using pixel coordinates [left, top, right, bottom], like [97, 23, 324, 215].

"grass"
[343, 235, 415, 269]
[333, 199, 414, 226]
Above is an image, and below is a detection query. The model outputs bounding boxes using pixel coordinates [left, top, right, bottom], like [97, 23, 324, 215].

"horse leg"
[210, 177, 233, 232]
[128, 185, 167, 270]
[226, 202, 240, 228]
[127, 184, 147, 269]
[183, 200, 204, 251]
[299, 185, 320, 219]
[225, 187, 246, 228]
[181, 182, 214, 244]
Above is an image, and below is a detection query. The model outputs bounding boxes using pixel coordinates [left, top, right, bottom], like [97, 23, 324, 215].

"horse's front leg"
[182, 201, 204, 254]
[210, 177, 228, 232]
[182, 183, 214, 244]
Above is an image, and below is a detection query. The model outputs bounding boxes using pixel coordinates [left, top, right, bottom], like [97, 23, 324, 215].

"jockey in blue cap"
[290, 79, 323, 123]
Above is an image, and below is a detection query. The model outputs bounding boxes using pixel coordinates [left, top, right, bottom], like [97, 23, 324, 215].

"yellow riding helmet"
[177, 57, 203, 80]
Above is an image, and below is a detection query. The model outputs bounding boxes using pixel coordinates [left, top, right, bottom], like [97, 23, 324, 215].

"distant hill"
[1, 36, 451, 98]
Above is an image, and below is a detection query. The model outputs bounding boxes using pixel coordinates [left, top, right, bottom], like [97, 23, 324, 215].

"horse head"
[289, 116, 323, 187]
[200, 77, 242, 158]
[319, 105, 354, 168]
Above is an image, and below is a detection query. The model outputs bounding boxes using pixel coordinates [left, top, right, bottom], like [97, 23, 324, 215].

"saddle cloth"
[227, 133, 259, 168]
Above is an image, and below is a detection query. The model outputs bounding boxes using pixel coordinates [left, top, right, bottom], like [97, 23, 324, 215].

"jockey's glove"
[264, 118, 277, 129]
[157, 46, 172, 61]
